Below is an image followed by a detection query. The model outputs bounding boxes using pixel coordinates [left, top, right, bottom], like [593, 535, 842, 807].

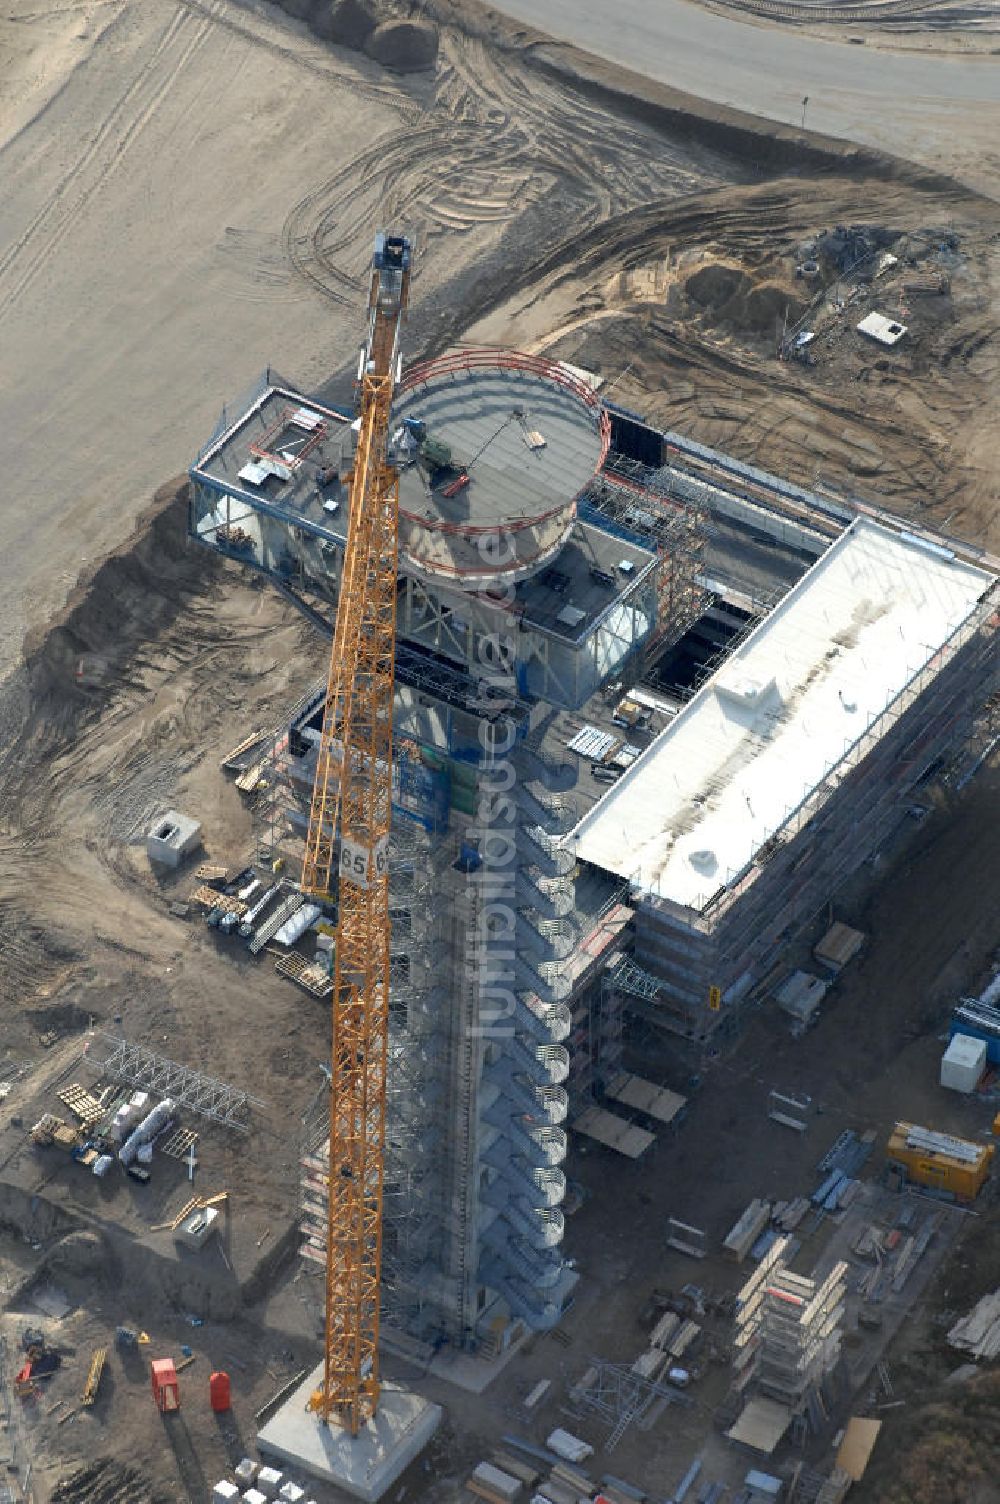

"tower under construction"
[190, 346, 998, 1357]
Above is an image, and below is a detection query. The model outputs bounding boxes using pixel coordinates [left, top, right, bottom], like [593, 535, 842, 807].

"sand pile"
[684, 261, 804, 335]
[276, 0, 440, 69]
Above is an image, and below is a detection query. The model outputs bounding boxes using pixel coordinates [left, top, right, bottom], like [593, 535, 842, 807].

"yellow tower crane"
[300, 231, 412, 1436]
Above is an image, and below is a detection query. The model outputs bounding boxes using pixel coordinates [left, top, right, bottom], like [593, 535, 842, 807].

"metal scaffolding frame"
[580, 456, 706, 670]
[568, 1356, 691, 1451]
[92, 1034, 263, 1130]
[733, 1240, 847, 1423]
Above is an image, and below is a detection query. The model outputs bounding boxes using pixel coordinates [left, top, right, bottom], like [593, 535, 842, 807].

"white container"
[473, 1464, 520, 1502]
[941, 1034, 987, 1094]
[545, 1429, 593, 1463]
[278, 1486, 306, 1504]
[256, 1469, 283, 1500]
[213, 1485, 240, 1503]
[242, 1492, 267, 1504]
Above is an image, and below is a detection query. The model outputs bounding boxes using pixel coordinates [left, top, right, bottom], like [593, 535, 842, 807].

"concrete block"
[213, 1485, 241, 1503]
[279, 1485, 306, 1503]
[175, 1204, 220, 1250]
[257, 1468, 284, 1499]
[234, 1458, 258, 1486]
[257, 1367, 441, 1502]
[243, 1492, 268, 1504]
[147, 809, 202, 868]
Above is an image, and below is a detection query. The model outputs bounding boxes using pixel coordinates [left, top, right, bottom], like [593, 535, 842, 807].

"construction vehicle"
[300, 231, 412, 1436]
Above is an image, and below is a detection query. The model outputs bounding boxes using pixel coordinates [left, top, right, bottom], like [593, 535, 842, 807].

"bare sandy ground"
[0, 0, 749, 684]
[0, 0, 411, 677]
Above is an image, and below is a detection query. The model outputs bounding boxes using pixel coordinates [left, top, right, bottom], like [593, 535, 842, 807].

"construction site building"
[579, 516, 997, 1043]
[190, 350, 998, 1355]
[886, 1122, 994, 1201]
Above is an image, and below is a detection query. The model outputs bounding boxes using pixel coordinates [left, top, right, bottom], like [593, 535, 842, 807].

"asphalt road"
[489, 0, 1000, 195]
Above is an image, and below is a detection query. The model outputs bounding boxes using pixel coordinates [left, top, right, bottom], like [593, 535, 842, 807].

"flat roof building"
[581, 517, 996, 1039]
[572, 518, 994, 907]
[190, 349, 997, 1362]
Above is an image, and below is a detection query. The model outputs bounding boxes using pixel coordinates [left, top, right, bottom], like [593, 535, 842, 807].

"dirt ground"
[466, 176, 1000, 553]
[1, 0, 999, 1500]
[2, 483, 997, 1502]
[0, 0, 747, 682]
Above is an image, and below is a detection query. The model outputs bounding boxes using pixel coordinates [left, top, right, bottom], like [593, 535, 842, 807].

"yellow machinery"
[301, 232, 412, 1435]
[887, 1121, 994, 1202]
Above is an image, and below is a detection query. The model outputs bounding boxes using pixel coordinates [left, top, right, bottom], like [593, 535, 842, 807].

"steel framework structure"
[93, 1035, 262, 1129]
[569, 1356, 691, 1451]
[299, 233, 411, 1436]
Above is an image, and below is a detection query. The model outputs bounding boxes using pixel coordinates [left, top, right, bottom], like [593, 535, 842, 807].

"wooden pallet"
[57, 1083, 105, 1131]
[159, 1126, 199, 1161]
[193, 862, 228, 883]
[275, 953, 334, 998]
[189, 885, 247, 916]
[235, 757, 269, 794]
[81, 1347, 107, 1406]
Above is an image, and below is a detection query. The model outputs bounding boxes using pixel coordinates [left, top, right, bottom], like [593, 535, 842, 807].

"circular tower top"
[393, 349, 609, 590]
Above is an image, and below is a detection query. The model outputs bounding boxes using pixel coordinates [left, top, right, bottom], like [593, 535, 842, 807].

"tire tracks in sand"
[0, 2, 219, 326]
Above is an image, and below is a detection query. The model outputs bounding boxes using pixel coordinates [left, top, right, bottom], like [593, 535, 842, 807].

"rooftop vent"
[688, 848, 717, 875]
[716, 669, 779, 713]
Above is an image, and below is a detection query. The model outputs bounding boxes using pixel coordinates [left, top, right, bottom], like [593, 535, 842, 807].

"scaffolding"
[733, 1239, 847, 1423]
[92, 1035, 263, 1130]
[568, 1355, 692, 1451]
[297, 824, 451, 1342]
[580, 455, 707, 669]
[630, 579, 999, 1036]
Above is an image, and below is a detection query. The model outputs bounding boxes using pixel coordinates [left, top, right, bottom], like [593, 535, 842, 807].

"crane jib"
[301, 230, 411, 1436]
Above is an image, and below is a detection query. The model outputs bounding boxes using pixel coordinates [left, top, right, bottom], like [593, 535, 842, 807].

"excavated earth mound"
[365, 17, 440, 69]
[327, 0, 378, 46]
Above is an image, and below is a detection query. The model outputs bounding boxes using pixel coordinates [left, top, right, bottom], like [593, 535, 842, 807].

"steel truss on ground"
[93, 1034, 263, 1130]
[569, 1356, 691, 1451]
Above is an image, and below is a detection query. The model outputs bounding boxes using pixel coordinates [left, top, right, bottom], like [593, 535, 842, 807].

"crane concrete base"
[257, 1366, 442, 1502]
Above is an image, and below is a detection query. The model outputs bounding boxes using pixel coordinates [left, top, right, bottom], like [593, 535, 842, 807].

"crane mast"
[301, 232, 411, 1436]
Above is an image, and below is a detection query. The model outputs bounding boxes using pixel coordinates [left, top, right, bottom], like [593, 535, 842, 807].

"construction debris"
[57, 1083, 106, 1132]
[190, 885, 248, 917]
[220, 729, 265, 770]
[151, 1190, 228, 1233]
[813, 922, 865, 974]
[767, 1088, 811, 1131]
[274, 952, 334, 998]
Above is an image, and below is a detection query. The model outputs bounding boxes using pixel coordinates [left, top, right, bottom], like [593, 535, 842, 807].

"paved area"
[489, 0, 1000, 196]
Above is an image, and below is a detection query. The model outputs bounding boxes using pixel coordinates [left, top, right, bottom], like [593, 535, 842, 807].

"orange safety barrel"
[209, 1369, 231, 1412]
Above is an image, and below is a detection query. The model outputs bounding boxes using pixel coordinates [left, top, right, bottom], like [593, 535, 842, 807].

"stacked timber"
[469, 1463, 523, 1504]
[724, 1200, 772, 1263]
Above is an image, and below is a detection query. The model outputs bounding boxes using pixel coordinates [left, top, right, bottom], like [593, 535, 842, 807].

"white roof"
[944, 1033, 987, 1066]
[857, 311, 908, 346]
[571, 519, 993, 911]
